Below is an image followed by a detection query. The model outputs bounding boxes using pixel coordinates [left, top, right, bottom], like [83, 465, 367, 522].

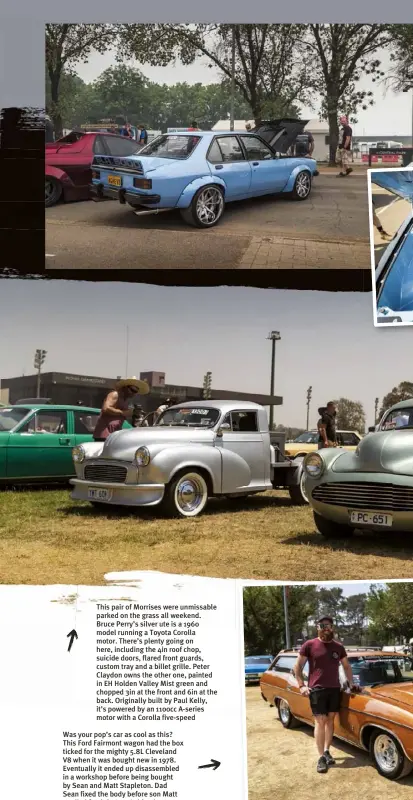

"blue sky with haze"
[1, 281, 411, 429]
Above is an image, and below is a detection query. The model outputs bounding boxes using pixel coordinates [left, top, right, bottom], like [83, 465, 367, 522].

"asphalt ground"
[46, 173, 370, 270]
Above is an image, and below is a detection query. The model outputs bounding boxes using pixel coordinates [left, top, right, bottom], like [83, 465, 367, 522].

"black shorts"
[309, 687, 341, 716]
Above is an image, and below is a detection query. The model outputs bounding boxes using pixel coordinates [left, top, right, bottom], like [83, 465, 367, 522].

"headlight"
[304, 452, 324, 478]
[72, 445, 85, 464]
[135, 446, 150, 467]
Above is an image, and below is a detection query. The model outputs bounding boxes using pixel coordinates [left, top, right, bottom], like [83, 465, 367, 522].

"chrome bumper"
[70, 478, 165, 507]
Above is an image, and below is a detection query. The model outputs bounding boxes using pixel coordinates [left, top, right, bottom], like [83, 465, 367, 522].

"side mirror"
[216, 423, 231, 437]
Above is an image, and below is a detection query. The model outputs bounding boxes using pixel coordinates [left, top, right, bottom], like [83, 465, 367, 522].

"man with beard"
[293, 615, 358, 773]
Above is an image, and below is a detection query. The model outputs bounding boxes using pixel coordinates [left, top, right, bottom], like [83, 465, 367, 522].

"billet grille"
[312, 482, 413, 511]
[84, 464, 127, 484]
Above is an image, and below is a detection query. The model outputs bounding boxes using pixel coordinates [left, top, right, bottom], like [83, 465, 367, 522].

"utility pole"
[125, 325, 130, 376]
[374, 397, 379, 426]
[267, 331, 281, 430]
[306, 386, 312, 430]
[283, 586, 291, 649]
[34, 349, 47, 398]
[402, 86, 413, 148]
[202, 371, 212, 399]
[230, 25, 236, 131]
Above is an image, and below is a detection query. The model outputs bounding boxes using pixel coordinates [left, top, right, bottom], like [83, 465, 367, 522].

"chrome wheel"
[295, 171, 311, 198]
[174, 472, 208, 517]
[374, 734, 400, 774]
[279, 699, 290, 724]
[195, 186, 224, 226]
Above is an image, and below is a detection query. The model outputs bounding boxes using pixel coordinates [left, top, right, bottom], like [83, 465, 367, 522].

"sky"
[0, 281, 412, 429]
[73, 47, 413, 137]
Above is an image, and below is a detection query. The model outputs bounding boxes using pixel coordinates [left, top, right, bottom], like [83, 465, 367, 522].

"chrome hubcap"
[175, 475, 206, 514]
[296, 172, 310, 198]
[279, 699, 290, 723]
[374, 734, 399, 773]
[196, 187, 223, 225]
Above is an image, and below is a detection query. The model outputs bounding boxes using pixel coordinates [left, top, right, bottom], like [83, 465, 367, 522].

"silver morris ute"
[70, 400, 307, 518]
[304, 398, 413, 538]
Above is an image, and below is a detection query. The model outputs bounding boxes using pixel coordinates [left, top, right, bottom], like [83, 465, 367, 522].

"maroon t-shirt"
[299, 638, 347, 689]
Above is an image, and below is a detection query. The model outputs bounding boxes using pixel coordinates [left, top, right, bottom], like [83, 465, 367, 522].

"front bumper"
[307, 473, 413, 531]
[70, 478, 165, 507]
[90, 183, 161, 206]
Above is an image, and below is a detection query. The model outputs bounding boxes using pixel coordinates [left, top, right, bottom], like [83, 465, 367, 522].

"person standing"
[188, 120, 200, 131]
[294, 615, 358, 774]
[138, 124, 148, 147]
[93, 377, 149, 442]
[318, 402, 338, 449]
[295, 131, 315, 158]
[337, 115, 353, 177]
[372, 200, 393, 241]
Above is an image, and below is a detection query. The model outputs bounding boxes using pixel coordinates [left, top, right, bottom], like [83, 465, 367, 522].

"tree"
[367, 583, 413, 643]
[118, 24, 314, 123]
[379, 381, 413, 418]
[243, 586, 318, 655]
[45, 24, 119, 136]
[345, 593, 368, 641]
[307, 25, 390, 164]
[388, 25, 413, 91]
[334, 397, 366, 433]
[93, 65, 148, 123]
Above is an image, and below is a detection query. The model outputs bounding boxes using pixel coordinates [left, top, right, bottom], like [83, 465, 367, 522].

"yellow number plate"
[108, 175, 122, 187]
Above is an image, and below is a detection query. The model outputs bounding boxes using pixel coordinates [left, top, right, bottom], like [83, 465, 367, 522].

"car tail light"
[133, 178, 152, 189]
[92, 170, 100, 179]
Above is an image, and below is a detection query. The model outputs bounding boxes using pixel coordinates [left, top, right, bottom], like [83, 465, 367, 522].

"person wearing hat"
[131, 403, 149, 427]
[293, 615, 357, 774]
[93, 377, 149, 442]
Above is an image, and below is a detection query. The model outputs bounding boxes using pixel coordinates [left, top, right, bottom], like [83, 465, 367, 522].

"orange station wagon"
[260, 648, 413, 781]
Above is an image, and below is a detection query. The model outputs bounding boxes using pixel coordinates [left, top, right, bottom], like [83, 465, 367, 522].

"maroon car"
[45, 131, 140, 208]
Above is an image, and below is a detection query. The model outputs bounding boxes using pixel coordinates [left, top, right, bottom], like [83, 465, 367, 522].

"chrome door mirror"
[216, 422, 231, 437]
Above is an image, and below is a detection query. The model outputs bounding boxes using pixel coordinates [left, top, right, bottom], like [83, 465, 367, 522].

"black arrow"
[67, 629, 78, 652]
[198, 759, 220, 771]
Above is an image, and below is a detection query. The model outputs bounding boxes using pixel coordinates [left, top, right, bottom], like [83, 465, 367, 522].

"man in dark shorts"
[337, 115, 353, 177]
[318, 401, 338, 449]
[294, 615, 357, 773]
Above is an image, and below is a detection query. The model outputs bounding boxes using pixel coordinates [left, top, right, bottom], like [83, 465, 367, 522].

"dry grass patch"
[1, 488, 413, 584]
[246, 686, 413, 799]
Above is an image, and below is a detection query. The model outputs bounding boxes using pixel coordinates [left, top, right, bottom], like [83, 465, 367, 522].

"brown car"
[260, 648, 413, 781]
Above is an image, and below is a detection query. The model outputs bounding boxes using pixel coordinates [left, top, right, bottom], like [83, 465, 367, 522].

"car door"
[207, 136, 252, 200]
[219, 410, 266, 491]
[334, 663, 365, 745]
[6, 409, 75, 479]
[73, 409, 101, 445]
[239, 134, 284, 195]
[268, 655, 312, 720]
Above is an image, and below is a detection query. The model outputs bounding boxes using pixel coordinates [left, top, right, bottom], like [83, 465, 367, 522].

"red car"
[45, 131, 140, 208]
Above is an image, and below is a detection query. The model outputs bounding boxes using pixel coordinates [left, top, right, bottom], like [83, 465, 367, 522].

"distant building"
[1, 371, 283, 412]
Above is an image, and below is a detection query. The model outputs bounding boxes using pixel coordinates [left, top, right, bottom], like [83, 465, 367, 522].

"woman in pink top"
[93, 376, 149, 441]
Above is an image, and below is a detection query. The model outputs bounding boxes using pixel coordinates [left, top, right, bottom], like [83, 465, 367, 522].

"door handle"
[252, 161, 259, 166]
[59, 437, 72, 445]
[215, 165, 223, 170]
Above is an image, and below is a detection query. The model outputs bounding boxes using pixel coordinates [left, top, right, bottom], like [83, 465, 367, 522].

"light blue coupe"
[90, 119, 318, 228]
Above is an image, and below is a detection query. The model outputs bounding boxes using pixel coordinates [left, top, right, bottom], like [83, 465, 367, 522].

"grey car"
[70, 400, 306, 518]
[304, 398, 413, 538]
